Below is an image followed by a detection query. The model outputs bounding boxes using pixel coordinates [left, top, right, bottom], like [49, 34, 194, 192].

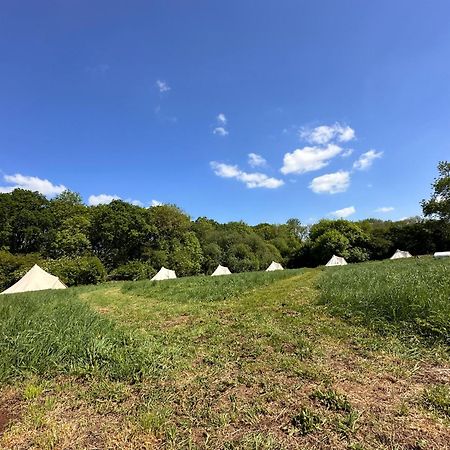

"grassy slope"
[319, 257, 450, 341]
[0, 264, 449, 449]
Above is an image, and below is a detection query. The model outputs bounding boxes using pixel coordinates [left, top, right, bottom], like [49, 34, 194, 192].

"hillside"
[0, 259, 449, 449]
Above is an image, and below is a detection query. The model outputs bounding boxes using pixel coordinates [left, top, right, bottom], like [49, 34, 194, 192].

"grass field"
[0, 261, 449, 449]
[319, 257, 450, 341]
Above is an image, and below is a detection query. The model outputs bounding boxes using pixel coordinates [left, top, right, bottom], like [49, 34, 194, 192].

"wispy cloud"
[330, 206, 356, 218]
[156, 79, 171, 93]
[217, 113, 227, 125]
[375, 206, 394, 213]
[151, 199, 163, 207]
[248, 153, 267, 168]
[211, 161, 284, 189]
[281, 144, 343, 174]
[353, 150, 383, 171]
[300, 123, 355, 145]
[213, 113, 229, 136]
[341, 149, 354, 158]
[309, 171, 350, 194]
[213, 127, 229, 136]
[0, 173, 66, 197]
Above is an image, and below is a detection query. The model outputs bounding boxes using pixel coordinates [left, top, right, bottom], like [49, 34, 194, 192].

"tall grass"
[121, 269, 301, 302]
[0, 289, 166, 382]
[318, 258, 450, 341]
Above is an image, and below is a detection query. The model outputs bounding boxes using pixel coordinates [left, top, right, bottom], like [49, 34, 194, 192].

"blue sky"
[1, 1, 449, 224]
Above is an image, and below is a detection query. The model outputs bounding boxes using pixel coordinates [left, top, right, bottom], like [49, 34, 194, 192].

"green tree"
[422, 161, 450, 222]
[90, 200, 152, 268]
[313, 229, 350, 263]
[169, 232, 203, 276]
[1, 189, 52, 254]
[201, 242, 223, 274]
[51, 215, 92, 257]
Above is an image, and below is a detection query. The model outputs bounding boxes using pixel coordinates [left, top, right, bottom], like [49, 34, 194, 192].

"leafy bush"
[44, 256, 106, 286]
[0, 251, 42, 291]
[108, 260, 156, 281]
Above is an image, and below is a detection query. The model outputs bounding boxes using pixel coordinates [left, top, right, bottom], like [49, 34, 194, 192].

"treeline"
[0, 161, 449, 289]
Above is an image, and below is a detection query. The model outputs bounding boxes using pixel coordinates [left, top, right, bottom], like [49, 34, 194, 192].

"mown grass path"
[1, 269, 449, 449]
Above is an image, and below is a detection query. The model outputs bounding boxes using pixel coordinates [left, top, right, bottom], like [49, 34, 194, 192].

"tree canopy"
[0, 161, 449, 286]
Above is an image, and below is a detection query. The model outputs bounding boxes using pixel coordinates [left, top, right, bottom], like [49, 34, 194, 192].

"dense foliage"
[0, 162, 448, 288]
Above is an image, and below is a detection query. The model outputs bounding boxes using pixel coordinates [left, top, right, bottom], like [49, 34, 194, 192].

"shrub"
[0, 251, 42, 291]
[44, 256, 106, 286]
[108, 260, 156, 281]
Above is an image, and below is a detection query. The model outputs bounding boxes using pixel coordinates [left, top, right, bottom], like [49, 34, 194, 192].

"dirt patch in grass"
[0, 411, 13, 435]
[318, 342, 450, 449]
[162, 313, 191, 329]
[0, 389, 21, 436]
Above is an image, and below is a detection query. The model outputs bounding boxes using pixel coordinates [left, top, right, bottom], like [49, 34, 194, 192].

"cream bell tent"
[266, 261, 283, 271]
[325, 255, 347, 267]
[434, 251, 450, 258]
[211, 265, 232, 276]
[390, 249, 412, 260]
[151, 267, 177, 281]
[1, 264, 66, 295]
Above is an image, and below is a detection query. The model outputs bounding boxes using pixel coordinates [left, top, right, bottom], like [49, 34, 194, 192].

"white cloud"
[88, 194, 120, 206]
[213, 113, 229, 136]
[281, 144, 343, 174]
[375, 206, 394, 213]
[300, 123, 355, 145]
[330, 206, 356, 218]
[309, 171, 350, 194]
[150, 199, 163, 207]
[213, 127, 229, 136]
[338, 126, 356, 142]
[128, 199, 144, 207]
[0, 173, 66, 197]
[156, 79, 170, 93]
[248, 153, 267, 168]
[217, 113, 227, 125]
[353, 149, 383, 171]
[211, 161, 284, 189]
[89, 195, 145, 207]
[341, 149, 354, 158]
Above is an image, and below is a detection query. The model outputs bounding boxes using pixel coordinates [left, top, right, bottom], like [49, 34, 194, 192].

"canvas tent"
[325, 255, 347, 267]
[434, 251, 450, 258]
[211, 265, 232, 276]
[266, 261, 283, 271]
[390, 249, 412, 260]
[151, 267, 177, 281]
[1, 264, 66, 295]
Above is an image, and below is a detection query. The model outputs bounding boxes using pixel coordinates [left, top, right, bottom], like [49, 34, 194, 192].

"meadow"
[319, 257, 450, 341]
[0, 259, 449, 449]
